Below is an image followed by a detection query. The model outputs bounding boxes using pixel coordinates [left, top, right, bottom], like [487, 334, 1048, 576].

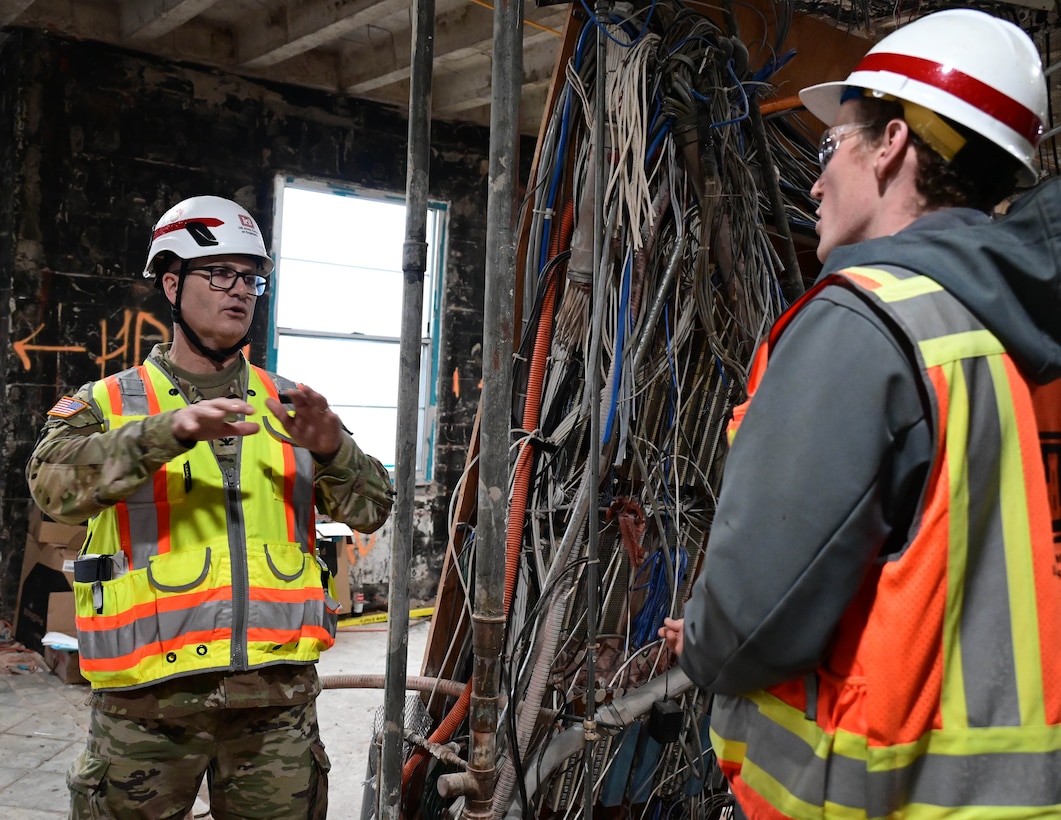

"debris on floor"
[0, 620, 48, 674]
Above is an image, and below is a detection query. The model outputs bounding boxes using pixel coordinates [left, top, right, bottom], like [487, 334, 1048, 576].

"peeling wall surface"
[0, 30, 518, 622]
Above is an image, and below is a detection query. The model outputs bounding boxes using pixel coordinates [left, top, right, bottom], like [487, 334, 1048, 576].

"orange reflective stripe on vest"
[714, 266, 1061, 818]
[77, 359, 335, 690]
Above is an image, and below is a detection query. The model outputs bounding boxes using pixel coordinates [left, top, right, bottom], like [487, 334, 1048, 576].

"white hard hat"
[799, 9, 1047, 186]
[143, 195, 274, 279]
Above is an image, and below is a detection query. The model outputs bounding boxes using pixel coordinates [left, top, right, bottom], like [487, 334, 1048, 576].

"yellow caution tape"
[338, 607, 434, 627]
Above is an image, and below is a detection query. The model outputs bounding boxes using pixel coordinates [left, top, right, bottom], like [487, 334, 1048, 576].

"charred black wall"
[0, 29, 521, 621]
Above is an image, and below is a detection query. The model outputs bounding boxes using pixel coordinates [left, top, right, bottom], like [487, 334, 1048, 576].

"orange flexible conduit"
[400, 199, 576, 801]
[758, 95, 804, 115]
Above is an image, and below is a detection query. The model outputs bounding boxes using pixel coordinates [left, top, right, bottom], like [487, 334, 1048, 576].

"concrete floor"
[0, 618, 432, 819]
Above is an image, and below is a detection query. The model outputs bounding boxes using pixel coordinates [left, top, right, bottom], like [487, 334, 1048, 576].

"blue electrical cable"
[538, 22, 596, 275]
[711, 62, 750, 129]
[631, 546, 688, 648]
[576, 0, 660, 48]
[752, 48, 797, 84]
[603, 252, 632, 444]
[646, 118, 672, 166]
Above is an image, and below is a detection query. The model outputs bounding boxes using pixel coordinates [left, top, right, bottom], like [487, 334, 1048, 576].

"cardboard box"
[13, 508, 87, 654]
[43, 646, 88, 685]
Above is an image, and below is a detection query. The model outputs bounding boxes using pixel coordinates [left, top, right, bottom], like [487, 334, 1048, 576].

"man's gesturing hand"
[265, 385, 342, 461]
[171, 398, 260, 445]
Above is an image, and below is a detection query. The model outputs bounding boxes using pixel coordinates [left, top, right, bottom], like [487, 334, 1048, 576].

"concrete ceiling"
[2, 0, 1057, 143]
[0, 0, 572, 135]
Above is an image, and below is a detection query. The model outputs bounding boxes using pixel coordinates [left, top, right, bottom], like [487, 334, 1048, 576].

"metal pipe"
[502, 665, 696, 817]
[632, 234, 688, 374]
[582, 4, 609, 813]
[377, 0, 435, 813]
[464, 0, 524, 814]
[321, 674, 467, 699]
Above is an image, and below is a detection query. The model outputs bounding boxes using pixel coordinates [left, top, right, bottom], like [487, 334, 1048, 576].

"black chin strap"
[172, 260, 253, 363]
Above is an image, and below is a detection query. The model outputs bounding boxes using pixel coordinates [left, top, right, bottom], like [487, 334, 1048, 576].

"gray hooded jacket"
[679, 178, 1061, 695]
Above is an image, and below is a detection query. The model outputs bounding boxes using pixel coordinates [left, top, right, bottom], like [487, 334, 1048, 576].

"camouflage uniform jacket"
[26, 344, 395, 717]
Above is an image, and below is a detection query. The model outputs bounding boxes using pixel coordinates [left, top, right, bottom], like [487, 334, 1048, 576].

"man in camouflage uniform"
[27, 195, 394, 819]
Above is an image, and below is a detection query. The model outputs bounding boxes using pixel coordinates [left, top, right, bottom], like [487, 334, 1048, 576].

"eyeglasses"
[186, 266, 268, 296]
[817, 121, 880, 171]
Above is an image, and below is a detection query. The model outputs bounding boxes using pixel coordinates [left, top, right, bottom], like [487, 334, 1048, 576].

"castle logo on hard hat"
[236, 212, 260, 238]
[153, 217, 224, 247]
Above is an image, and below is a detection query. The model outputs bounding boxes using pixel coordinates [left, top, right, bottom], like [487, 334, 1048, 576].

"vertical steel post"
[463, 0, 523, 815]
[581, 6, 608, 814]
[377, 0, 435, 815]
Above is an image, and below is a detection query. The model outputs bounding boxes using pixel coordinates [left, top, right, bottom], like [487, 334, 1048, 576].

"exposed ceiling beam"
[122, 0, 222, 41]
[434, 38, 556, 113]
[7, 0, 121, 40]
[238, 0, 404, 69]
[2, 0, 564, 134]
[341, 5, 563, 94]
[342, 4, 495, 94]
[0, 0, 36, 27]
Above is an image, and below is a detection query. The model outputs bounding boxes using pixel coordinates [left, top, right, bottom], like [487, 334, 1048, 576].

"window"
[268, 179, 445, 479]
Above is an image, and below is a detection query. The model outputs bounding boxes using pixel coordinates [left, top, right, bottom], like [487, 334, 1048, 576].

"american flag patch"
[47, 396, 89, 418]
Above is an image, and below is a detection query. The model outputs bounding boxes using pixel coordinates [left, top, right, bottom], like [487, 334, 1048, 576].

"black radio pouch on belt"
[73, 555, 112, 613]
[73, 555, 112, 583]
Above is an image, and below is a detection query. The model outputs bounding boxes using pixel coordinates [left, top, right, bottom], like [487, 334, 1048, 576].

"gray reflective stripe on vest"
[79, 600, 233, 662]
[247, 600, 331, 632]
[271, 374, 315, 553]
[715, 694, 1061, 813]
[115, 367, 167, 571]
[860, 268, 1036, 732]
[292, 448, 314, 552]
[857, 264, 984, 338]
[116, 370, 149, 414]
[851, 270, 1052, 778]
[952, 354, 1021, 729]
[79, 598, 319, 662]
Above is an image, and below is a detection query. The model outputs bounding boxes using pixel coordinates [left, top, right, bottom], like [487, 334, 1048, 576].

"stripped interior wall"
[0, 30, 532, 622]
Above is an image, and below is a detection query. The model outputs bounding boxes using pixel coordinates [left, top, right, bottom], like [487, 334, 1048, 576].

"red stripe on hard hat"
[152, 217, 225, 240]
[856, 52, 1042, 146]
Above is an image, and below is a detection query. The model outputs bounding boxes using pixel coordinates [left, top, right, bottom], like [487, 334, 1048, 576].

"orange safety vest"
[74, 358, 338, 690]
[713, 266, 1061, 818]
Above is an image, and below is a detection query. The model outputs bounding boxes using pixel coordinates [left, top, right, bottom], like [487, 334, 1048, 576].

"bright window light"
[269, 180, 445, 477]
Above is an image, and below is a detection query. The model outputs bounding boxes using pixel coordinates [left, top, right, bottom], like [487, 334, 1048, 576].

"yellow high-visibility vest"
[74, 359, 337, 690]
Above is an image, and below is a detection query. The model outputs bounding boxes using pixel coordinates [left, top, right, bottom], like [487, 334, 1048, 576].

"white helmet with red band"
[799, 9, 1047, 185]
[143, 195, 274, 278]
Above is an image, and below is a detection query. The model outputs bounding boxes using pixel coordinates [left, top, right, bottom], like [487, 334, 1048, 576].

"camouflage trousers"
[67, 699, 330, 819]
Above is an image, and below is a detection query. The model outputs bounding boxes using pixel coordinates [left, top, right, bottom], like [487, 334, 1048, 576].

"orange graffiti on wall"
[14, 310, 171, 377]
[345, 531, 379, 565]
[96, 310, 171, 377]
[13, 325, 83, 370]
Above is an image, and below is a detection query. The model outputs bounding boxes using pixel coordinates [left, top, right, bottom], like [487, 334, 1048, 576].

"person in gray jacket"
[660, 9, 1061, 818]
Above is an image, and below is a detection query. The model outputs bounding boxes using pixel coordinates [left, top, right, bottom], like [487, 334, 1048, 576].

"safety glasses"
[186, 266, 268, 296]
[817, 121, 881, 171]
